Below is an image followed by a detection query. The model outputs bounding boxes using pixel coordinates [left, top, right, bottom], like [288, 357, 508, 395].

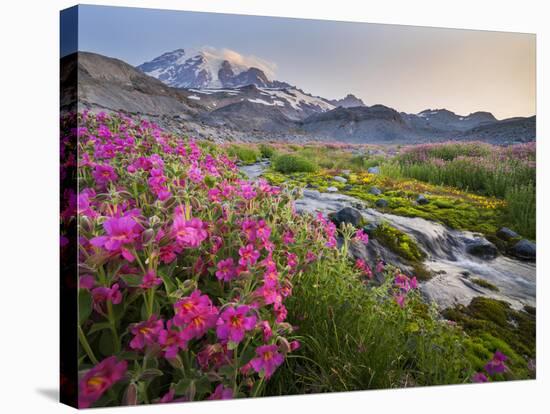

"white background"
[0, 0, 547, 412]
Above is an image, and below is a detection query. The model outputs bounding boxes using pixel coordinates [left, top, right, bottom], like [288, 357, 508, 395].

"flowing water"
[241, 163, 536, 311]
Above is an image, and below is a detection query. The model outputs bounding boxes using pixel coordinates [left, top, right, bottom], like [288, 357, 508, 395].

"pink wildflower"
[239, 244, 260, 267]
[472, 372, 489, 383]
[79, 357, 127, 408]
[208, 384, 233, 400]
[216, 305, 257, 343]
[140, 270, 162, 289]
[90, 216, 141, 262]
[215, 258, 237, 282]
[250, 344, 284, 379]
[129, 315, 164, 350]
[92, 164, 118, 187]
[171, 216, 207, 248]
[485, 351, 508, 376]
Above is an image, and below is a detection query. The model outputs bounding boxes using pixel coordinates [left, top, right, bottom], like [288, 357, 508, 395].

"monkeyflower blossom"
[92, 284, 122, 312]
[92, 164, 118, 187]
[140, 270, 162, 289]
[208, 384, 233, 400]
[90, 216, 141, 262]
[485, 351, 508, 376]
[158, 321, 188, 358]
[354, 229, 369, 244]
[394, 294, 406, 308]
[286, 252, 298, 269]
[79, 357, 127, 408]
[258, 320, 273, 341]
[171, 215, 208, 248]
[305, 251, 317, 263]
[158, 387, 187, 404]
[216, 305, 257, 343]
[239, 244, 260, 267]
[282, 230, 295, 245]
[239, 183, 257, 200]
[241, 219, 257, 242]
[173, 290, 218, 340]
[215, 258, 237, 282]
[216, 305, 256, 343]
[376, 261, 385, 273]
[255, 219, 271, 242]
[129, 315, 164, 350]
[472, 372, 489, 383]
[250, 344, 284, 378]
[197, 343, 233, 370]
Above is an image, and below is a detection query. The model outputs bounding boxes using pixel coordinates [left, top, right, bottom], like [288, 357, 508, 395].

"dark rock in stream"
[416, 194, 430, 205]
[329, 207, 363, 228]
[497, 227, 519, 241]
[363, 223, 379, 235]
[510, 239, 536, 261]
[369, 186, 382, 196]
[465, 239, 498, 260]
[375, 199, 389, 208]
[367, 166, 380, 174]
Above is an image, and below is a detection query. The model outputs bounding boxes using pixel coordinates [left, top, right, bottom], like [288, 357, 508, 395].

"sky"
[67, 5, 536, 119]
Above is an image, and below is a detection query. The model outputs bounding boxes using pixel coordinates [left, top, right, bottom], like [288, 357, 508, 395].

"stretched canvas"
[60, 5, 536, 408]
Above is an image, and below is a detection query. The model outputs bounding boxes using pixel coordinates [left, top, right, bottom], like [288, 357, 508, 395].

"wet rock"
[329, 207, 364, 228]
[333, 176, 347, 183]
[326, 186, 339, 193]
[343, 185, 354, 191]
[363, 223, 379, 235]
[416, 194, 430, 205]
[510, 239, 536, 261]
[465, 239, 498, 260]
[341, 169, 351, 176]
[375, 199, 389, 208]
[497, 227, 519, 241]
[367, 166, 380, 174]
[369, 186, 382, 196]
[305, 183, 318, 189]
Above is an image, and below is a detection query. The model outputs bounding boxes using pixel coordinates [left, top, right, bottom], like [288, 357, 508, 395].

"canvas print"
[60, 5, 536, 408]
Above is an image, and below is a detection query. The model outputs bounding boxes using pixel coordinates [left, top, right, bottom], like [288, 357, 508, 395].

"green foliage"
[259, 143, 276, 159]
[505, 184, 536, 240]
[267, 259, 473, 394]
[227, 144, 260, 165]
[273, 154, 318, 174]
[470, 278, 499, 292]
[442, 297, 536, 379]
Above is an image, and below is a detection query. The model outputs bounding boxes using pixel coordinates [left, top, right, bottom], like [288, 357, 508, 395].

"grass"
[226, 144, 260, 165]
[273, 154, 318, 173]
[266, 256, 474, 394]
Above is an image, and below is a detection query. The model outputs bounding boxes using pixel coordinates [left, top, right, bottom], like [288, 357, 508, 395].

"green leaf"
[88, 322, 112, 335]
[120, 274, 144, 287]
[99, 329, 114, 356]
[139, 368, 164, 381]
[79, 289, 93, 325]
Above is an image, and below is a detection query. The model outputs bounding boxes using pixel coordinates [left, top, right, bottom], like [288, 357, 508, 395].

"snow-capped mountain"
[137, 48, 290, 89]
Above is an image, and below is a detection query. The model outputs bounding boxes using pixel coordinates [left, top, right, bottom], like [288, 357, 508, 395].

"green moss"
[471, 278, 499, 292]
[227, 145, 260, 165]
[273, 154, 318, 174]
[373, 222, 425, 263]
[442, 297, 535, 379]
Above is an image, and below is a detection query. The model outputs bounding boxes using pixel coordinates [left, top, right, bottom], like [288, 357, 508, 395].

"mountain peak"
[137, 47, 281, 89]
[329, 93, 365, 108]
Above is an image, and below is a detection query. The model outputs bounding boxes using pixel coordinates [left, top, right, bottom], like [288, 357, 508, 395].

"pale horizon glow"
[76, 5, 536, 120]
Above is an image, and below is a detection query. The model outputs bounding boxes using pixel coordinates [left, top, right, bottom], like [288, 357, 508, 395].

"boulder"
[305, 182, 318, 189]
[333, 176, 347, 183]
[367, 166, 380, 174]
[363, 223, 379, 235]
[510, 239, 536, 261]
[496, 227, 519, 241]
[329, 207, 364, 228]
[465, 239, 498, 260]
[326, 186, 339, 193]
[416, 194, 429, 205]
[369, 186, 382, 196]
[375, 199, 389, 208]
[341, 169, 351, 176]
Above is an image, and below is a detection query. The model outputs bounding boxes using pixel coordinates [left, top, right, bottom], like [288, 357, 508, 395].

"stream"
[240, 162, 536, 311]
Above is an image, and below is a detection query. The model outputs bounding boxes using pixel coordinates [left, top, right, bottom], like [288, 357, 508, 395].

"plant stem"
[78, 324, 99, 365]
[106, 301, 120, 353]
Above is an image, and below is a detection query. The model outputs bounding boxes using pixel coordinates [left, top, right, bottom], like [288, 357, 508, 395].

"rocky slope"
[64, 51, 536, 144]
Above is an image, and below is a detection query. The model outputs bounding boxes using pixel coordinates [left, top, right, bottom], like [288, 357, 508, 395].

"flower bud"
[141, 228, 155, 244]
[124, 383, 138, 406]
